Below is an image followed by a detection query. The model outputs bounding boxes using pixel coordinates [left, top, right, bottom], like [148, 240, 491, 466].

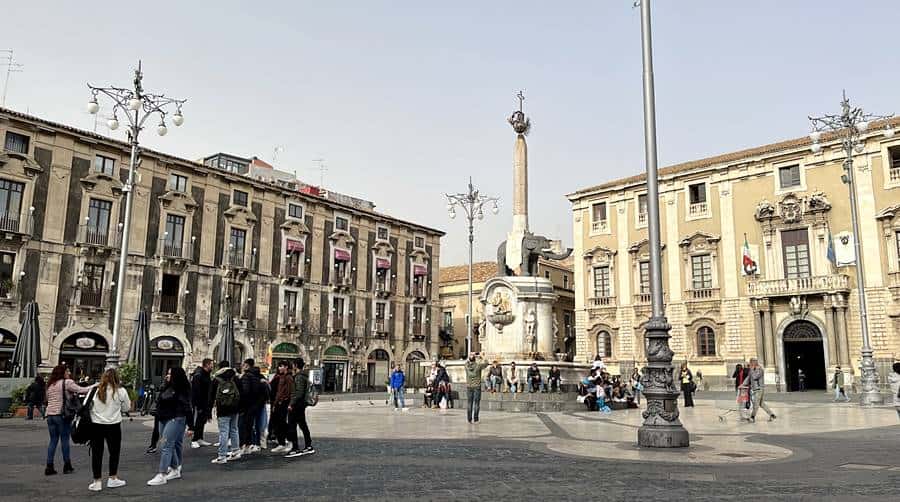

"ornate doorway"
[782, 320, 826, 391]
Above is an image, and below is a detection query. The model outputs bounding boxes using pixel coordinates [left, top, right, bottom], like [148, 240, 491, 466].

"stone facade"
[0, 107, 443, 392]
[568, 119, 900, 391]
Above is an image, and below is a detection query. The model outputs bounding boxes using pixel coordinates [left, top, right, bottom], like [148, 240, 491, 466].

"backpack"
[305, 379, 319, 407]
[216, 377, 240, 410]
[62, 380, 84, 421]
[71, 388, 97, 445]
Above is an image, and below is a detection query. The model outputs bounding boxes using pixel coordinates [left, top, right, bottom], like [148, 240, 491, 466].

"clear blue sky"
[4, 1, 898, 265]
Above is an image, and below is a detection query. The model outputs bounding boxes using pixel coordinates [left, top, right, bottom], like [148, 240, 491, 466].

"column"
[823, 294, 836, 368]
[753, 307, 765, 365]
[835, 298, 851, 367]
[762, 304, 775, 369]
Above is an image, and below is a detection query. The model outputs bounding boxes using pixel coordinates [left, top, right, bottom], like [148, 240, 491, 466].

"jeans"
[271, 403, 290, 446]
[288, 406, 312, 450]
[253, 405, 268, 445]
[158, 416, 185, 473]
[217, 414, 240, 458]
[466, 387, 482, 422]
[239, 410, 259, 447]
[90, 423, 121, 479]
[27, 403, 45, 420]
[834, 387, 849, 401]
[488, 375, 502, 392]
[750, 389, 774, 418]
[392, 387, 406, 408]
[530, 379, 545, 392]
[508, 382, 518, 394]
[549, 377, 560, 392]
[46, 415, 71, 465]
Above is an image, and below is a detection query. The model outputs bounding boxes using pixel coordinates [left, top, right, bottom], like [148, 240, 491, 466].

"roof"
[439, 262, 497, 284]
[567, 116, 900, 200]
[0, 106, 445, 236]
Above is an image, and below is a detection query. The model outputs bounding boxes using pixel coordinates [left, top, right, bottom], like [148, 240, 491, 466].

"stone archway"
[776, 315, 829, 392]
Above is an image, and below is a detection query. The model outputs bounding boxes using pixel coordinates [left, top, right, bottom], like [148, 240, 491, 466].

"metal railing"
[158, 238, 192, 260]
[78, 224, 119, 248]
[0, 211, 33, 236]
[686, 287, 719, 300]
[589, 296, 614, 306]
[591, 220, 609, 233]
[634, 292, 652, 304]
[282, 307, 299, 325]
[80, 288, 103, 308]
[332, 314, 345, 331]
[225, 248, 255, 269]
[159, 295, 179, 314]
[412, 321, 423, 337]
[689, 202, 708, 216]
[637, 212, 647, 225]
[890, 166, 900, 183]
[282, 258, 302, 279]
[374, 319, 387, 334]
[747, 274, 851, 297]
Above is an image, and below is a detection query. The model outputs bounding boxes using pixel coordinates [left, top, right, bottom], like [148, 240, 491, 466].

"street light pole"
[86, 61, 186, 368]
[635, 0, 689, 448]
[446, 178, 499, 357]
[808, 92, 893, 406]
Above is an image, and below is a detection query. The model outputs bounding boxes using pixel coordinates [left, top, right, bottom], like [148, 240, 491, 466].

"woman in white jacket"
[890, 362, 900, 421]
[87, 368, 131, 492]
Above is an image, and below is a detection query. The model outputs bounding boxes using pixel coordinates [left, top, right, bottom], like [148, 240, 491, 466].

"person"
[252, 364, 270, 450]
[732, 364, 745, 393]
[389, 364, 407, 411]
[285, 357, 315, 458]
[831, 366, 850, 402]
[147, 366, 191, 486]
[487, 361, 503, 393]
[696, 370, 705, 392]
[742, 358, 776, 423]
[548, 366, 562, 393]
[527, 363, 545, 393]
[189, 358, 213, 449]
[25, 375, 46, 420]
[679, 363, 694, 408]
[423, 380, 434, 408]
[591, 356, 606, 372]
[432, 363, 450, 409]
[87, 368, 130, 491]
[238, 359, 266, 454]
[889, 362, 900, 421]
[506, 362, 519, 394]
[797, 369, 806, 392]
[269, 361, 295, 453]
[630, 368, 642, 405]
[464, 353, 489, 424]
[209, 361, 241, 464]
[45, 364, 94, 476]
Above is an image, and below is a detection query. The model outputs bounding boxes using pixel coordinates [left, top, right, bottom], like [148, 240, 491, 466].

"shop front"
[150, 336, 185, 387]
[58, 332, 109, 383]
[322, 345, 349, 393]
[0, 329, 16, 377]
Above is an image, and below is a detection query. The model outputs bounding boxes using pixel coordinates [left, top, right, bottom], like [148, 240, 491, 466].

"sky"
[3, 1, 899, 265]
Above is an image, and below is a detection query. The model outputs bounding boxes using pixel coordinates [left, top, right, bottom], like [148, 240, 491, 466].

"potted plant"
[10, 384, 28, 417]
[0, 279, 13, 299]
[118, 362, 140, 409]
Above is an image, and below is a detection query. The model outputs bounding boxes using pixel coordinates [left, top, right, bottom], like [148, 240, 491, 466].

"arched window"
[697, 326, 716, 356]
[597, 331, 612, 359]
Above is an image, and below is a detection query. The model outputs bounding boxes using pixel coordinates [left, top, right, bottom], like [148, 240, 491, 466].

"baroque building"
[568, 119, 900, 391]
[0, 107, 443, 392]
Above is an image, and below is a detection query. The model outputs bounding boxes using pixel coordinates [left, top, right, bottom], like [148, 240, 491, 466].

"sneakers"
[196, 439, 212, 447]
[146, 446, 158, 454]
[227, 449, 242, 461]
[249, 445, 261, 453]
[769, 414, 777, 422]
[211, 456, 228, 464]
[146, 473, 167, 486]
[164, 466, 181, 481]
[106, 478, 126, 489]
[191, 441, 201, 449]
[271, 445, 290, 453]
[88, 481, 102, 492]
[285, 446, 316, 458]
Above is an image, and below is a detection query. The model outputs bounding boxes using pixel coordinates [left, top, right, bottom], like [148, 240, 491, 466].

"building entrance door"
[322, 361, 345, 393]
[783, 320, 826, 391]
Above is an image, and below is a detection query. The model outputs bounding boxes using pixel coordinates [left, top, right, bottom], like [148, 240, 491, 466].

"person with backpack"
[44, 364, 94, 476]
[389, 364, 407, 411]
[87, 368, 130, 491]
[189, 358, 213, 449]
[269, 361, 295, 453]
[25, 375, 46, 420]
[209, 361, 241, 464]
[238, 359, 267, 454]
[147, 367, 192, 486]
[285, 357, 316, 458]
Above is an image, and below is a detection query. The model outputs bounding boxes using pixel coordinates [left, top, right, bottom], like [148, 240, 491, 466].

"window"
[335, 215, 349, 231]
[564, 312, 573, 340]
[697, 326, 716, 356]
[169, 173, 188, 192]
[781, 229, 810, 279]
[288, 203, 303, 219]
[591, 202, 607, 232]
[86, 198, 112, 245]
[0, 179, 24, 232]
[412, 273, 426, 297]
[890, 147, 900, 183]
[412, 306, 424, 336]
[778, 165, 802, 189]
[415, 236, 425, 249]
[688, 182, 708, 216]
[0, 252, 15, 297]
[81, 263, 105, 307]
[94, 155, 115, 176]
[377, 226, 389, 241]
[4, 132, 29, 154]
[229, 228, 246, 267]
[375, 268, 388, 291]
[598, 331, 612, 359]
[639, 261, 650, 294]
[563, 274, 569, 289]
[232, 190, 248, 207]
[442, 311, 452, 328]
[159, 274, 180, 314]
[332, 297, 345, 330]
[227, 282, 242, 316]
[544, 270, 551, 280]
[593, 266, 610, 298]
[284, 290, 298, 320]
[284, 240, 304, 277]
[334, 254, 349, 284]
[163, 214, 185, 257]
[375, 302, 387, 332]
[691, 254, 713, 290]
[637, 194, 648, 224]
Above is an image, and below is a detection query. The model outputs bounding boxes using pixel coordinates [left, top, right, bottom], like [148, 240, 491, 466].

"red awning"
[286, 239, 304, 253]
[376, 257, 391, 269]
[413, 264, 427, 276]
[334, 248, 351, 261]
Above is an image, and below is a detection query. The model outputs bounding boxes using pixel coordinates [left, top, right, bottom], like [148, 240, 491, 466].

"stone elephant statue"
[497, 233, 573, 276]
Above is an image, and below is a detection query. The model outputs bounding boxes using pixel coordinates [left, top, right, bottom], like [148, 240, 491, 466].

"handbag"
[71, 388, 97, 445]
[62, 380, 83, 421]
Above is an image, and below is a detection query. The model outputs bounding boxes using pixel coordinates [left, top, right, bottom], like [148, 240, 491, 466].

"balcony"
[411, 284, 428, 302]
[157, 238, 193, 264]
[686, 287, 719, 300]
[159, 295, 179, 314]
[747, 274, 851, 298]
[0, 281, 18, 308]
[689, 202, 709, 217]
[889, 271, 900, 300]
[411, 322, 424, 340]
[637, 212, 648, 225]
[282, 307, 300, 329]
[76, 288, 107, 313]
[634, 292, 652, 304]
[331, 274, 352, 292]
[890, 166, 900, 183]
[281, 259, 304, 285]
[0, 211, 33, 241]
[374, 319, 388, 336]
[224, 248, 254, 277]
[374, 277, 392, 298]
[76, 225, 120, 252]
[591, 220, 609, 233]
[332, 314, 346, 334]
[589, 296, 615, 307]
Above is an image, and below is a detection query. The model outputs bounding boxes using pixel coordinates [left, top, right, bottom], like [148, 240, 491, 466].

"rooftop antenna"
[1, 50, 25, 107]
[272, 145, 285, 164]
[311, 158, 327, 188]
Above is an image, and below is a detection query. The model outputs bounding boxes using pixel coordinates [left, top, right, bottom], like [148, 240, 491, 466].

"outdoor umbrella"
[126, 309, 152, 384]
[11, 302, 41, 378]
[220, 313, 236, 367]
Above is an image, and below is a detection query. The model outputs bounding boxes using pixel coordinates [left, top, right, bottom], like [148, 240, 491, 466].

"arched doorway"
[150, 336, 184, 387]
[405, 351, 426, 389]
[366, 349, 391, 390]
[272, 342, 300, 369]
[59, 332, 109, 383]
[783, 320, 826, 391]
[0, 329, 16, 377]
[322, 345, 348, 393]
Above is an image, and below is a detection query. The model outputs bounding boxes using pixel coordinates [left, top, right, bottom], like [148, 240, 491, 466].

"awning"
[413, 264, 427, 276]
[334, 248, 351, 261]
[286, 239, 304, 253]
[375, 257, 391, 269]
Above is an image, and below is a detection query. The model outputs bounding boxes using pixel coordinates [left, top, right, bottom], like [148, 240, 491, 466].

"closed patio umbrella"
[126, 309, 152, 384]
[11, 302, 41, 378]
[220, 313, 236, 367]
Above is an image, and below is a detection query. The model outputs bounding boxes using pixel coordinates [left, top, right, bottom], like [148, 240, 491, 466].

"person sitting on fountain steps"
[527, 363, 545, 393]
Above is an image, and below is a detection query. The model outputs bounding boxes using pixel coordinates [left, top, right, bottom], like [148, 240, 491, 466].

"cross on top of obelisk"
[508, 89, 531, 135]
[516, 90, 525, 112]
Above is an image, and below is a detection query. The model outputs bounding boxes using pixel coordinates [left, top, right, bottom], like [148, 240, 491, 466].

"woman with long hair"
[44, 364, 94, 475]
[87, 368, 130, 491]
[680, 362, 695, 408]
[147, 366, 191, 486]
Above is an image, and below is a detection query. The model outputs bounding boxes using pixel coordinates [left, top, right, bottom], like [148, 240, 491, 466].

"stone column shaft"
[512, 134, 529, 234]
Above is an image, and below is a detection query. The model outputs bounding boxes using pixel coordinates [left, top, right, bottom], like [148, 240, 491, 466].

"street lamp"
[808, 91, 892, 406]
[86, 61, 186, 368]
[635, 0, 689, 448]
[445, 178, 499, 357]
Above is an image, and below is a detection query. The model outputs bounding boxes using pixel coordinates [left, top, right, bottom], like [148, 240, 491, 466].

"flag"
[742, 234, 758, 275]
[826, 227, 837, 267]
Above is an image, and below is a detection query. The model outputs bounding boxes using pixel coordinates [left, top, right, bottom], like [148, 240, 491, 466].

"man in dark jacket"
[210, 361, 241, 464]
[285, 357, 315, 458]
[238, 359, 267, 454]
[189, 358, 213, 448]
[24, 375, 46, 420]
[527, 363, 545, 393]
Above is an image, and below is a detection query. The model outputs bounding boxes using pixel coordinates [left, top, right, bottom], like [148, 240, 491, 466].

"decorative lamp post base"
[105, 351, 120, 370]
[858, 348, 884, 406]
[637, 316, 689, 448]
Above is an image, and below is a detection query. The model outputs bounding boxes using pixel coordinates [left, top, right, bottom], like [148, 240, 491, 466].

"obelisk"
[505, 91, 531, 275]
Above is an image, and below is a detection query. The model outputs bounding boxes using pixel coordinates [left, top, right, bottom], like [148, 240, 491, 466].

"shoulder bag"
[62, 380, 84, 421]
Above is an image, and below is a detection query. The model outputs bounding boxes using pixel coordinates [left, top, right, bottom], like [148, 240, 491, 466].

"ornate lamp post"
[445, 179, 499, 357]
[635, 0, 689, 448]
[808, 92, 893, 406]
[86, 61, 186, 368]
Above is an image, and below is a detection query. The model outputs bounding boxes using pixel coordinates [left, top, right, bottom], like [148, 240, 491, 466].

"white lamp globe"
[128, 98, 142, 111]
[477, 210, 484, 220]
[157, 124, 168, 136]
[172, 112, 184, 126]
[491, 202, 499, 214]
[854, 142, 865, 153]
[810, 142, 822, 154]
[86, 99, 100, 114]
[448, 209, 456, 220]
[808, 131, 821, 142]
[857, 121, 869, 133]
[107, 118, 119, 130]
